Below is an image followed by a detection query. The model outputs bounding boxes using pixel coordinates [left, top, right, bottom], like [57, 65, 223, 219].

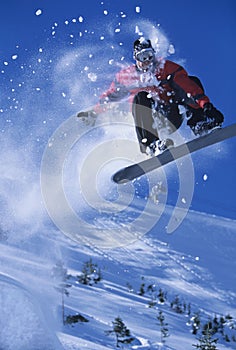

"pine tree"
[170, 294, 184, 314]
[212, 315, 220, 334]
[191, 312, 201, 335]
[187, 303, 192, 317]
[106, 316, 134, 348]
[146, 283, 156, 294]
[232, 334, 236, 342]
[52, 261, 72, 325]
[157, 288, 167, 304]
[138, 276, 146, 296]
[225, 313, 235, 329]
[224, 334, 230, 342]
[225, 314, 235, 329]
[219, 316, 226, 334]
[202, 319, 214, 336]
[193, 324, 219, 349]
[157, 310, 169, 344]
[147, 283, 158, 307]
[77, 258, 102, 286]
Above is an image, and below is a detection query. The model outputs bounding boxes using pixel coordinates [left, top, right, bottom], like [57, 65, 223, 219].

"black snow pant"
[132, 76, 206, 153]
[132, 91, 183, 153]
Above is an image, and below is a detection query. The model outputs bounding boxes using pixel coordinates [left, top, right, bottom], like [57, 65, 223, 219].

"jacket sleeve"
[93, 81, 116, 114]
[167, 62, 210, 109]
[94, 71, 130, 114]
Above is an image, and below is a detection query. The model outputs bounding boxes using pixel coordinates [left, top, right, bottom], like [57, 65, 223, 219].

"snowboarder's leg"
[162, 103, 184, 132]
[132, 92, 182, 155]
[132, 91, 159, 153]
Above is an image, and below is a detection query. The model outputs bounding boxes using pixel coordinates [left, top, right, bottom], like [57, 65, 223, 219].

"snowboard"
[112, 123, 236, 184]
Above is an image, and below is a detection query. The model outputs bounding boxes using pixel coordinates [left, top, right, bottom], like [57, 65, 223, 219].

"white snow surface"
[0, 198, 236, 349]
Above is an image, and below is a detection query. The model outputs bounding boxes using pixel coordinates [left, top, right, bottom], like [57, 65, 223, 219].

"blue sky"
[0, 0, 236, 219]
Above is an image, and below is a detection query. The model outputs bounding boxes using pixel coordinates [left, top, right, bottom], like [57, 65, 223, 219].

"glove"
[203, 102, 224, 124]
[76, 110, 97, 126]
[76, 109, 97, 118]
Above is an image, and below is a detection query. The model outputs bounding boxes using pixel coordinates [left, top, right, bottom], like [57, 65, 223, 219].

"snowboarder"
[77, 37, 224, 156]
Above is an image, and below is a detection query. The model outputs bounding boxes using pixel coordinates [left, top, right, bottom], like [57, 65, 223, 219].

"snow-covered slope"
[1, 205, 236, 350]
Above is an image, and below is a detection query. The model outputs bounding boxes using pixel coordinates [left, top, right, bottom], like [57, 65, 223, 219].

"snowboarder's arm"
[165, 61, 224, 124]
[76, 109, 97, 126]
[172, 66, 209, 108]
[93, 70, 131, 114]
[76, 81, 119, 120]
[164, 61, 209, 109]
[78, 66, 133, 118]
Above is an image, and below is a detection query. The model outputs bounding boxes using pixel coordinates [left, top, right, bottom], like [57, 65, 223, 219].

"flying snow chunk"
[88, 73, 97, 82]
[203, 174, 208, 181]
[135, 25, 143, 36]
[11, 55, 18, 60]
[135, 6, 141, 13]
[104, 10, 108, 15]
[168, 44, 175, 55]
[78, 16, 84, 23]
[35, 9, 42, 16]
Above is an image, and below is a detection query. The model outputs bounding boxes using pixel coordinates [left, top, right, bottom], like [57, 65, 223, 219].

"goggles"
[134, 48, 155, 63]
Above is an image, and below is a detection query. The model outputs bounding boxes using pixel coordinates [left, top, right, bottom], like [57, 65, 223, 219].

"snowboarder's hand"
[77, 110, 96, 118]
[76, 110, 97, 126]
[203, 103, 224, 124]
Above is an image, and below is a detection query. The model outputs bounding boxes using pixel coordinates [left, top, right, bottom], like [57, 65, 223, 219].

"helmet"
[133, 37, 155, 71]
[133, 37, 153, 55]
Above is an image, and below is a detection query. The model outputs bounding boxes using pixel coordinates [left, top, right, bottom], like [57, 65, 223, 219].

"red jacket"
[95, 59, 209, 113]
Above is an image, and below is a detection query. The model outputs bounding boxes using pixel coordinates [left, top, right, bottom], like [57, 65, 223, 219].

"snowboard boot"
[157, 138, 174, 152]
[191, 119, 222, 136]
[146, 138, 174, 156]
[146, 141, 158, 157]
